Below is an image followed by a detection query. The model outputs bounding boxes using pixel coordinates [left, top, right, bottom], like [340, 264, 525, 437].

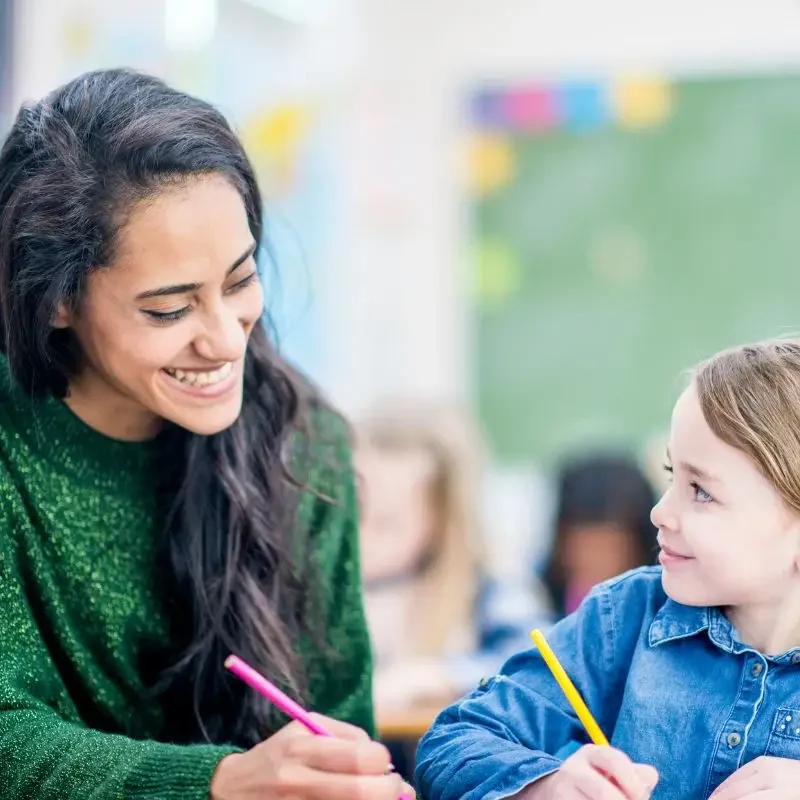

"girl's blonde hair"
[356, 401, 485, 656]
[693, 338, 800, 514]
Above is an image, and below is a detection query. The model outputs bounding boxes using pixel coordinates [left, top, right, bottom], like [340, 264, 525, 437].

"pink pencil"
[225, 654, 331, 735]
[225, 654, 412, 800]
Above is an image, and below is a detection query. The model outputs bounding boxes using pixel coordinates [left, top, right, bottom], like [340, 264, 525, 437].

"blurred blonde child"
[355, 402, 552, 714]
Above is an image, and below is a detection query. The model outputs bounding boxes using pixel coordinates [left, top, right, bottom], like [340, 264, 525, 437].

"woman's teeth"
[164, 362, 233, 387]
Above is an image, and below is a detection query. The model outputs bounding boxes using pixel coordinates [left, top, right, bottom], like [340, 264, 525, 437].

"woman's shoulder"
[286, 382, 356, 548]
[290, 398, 352, 491]
[0, 352, 61, 452]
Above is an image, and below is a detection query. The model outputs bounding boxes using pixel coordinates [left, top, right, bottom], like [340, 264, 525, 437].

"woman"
[0, 69, 411, 799]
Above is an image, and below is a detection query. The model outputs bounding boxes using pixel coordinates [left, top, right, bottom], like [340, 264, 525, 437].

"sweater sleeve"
[0, 503, 239, 800]
[299, 411, 376, 737]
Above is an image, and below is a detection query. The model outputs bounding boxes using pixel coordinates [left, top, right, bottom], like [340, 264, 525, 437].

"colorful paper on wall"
[472, 237, 522, 309]
[470, 77, 673, 134]
[466, 133, 516, 196]
[504, 87, 560, 132]
[241, 104, 313, 197]
[612, 78, 673, 128]
[557, 81, 610, 132]
[63, 17, 94, 59]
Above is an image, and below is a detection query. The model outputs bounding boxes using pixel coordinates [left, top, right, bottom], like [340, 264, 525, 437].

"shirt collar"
[649, 598, 800, 664]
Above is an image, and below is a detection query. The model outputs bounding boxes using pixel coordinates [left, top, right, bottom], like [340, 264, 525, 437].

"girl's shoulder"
[561, 566, 671, 662]
[599, 564, 665, 598]
[585, 565, 669, 627]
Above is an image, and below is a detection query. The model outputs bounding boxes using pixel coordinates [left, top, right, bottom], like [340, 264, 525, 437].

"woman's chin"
[163, 398, 244, 436]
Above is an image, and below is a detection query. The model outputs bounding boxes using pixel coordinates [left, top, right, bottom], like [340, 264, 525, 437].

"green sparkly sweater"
[0, 361, 375, 799]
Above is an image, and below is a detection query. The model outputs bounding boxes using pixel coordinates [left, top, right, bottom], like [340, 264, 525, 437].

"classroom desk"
[377, 704, 444, 740]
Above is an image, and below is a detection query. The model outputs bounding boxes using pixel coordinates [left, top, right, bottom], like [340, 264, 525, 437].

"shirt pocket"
[765, 707, 800, 759]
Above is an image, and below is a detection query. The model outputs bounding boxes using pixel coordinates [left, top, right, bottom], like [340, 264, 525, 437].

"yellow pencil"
[530, 628, 609, 747]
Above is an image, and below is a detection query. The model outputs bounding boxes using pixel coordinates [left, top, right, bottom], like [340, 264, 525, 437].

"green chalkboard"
[473, 74, 800, 464]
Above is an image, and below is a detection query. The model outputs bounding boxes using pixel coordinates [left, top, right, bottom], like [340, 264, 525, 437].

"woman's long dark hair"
[0, 68, 323, 747]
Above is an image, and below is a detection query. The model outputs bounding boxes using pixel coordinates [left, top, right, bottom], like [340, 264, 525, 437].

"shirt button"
[792, 653, 800, 665]
[478, 677, 489, 688]
[727, 732, 741, 748]
[751, 662, 764, 677]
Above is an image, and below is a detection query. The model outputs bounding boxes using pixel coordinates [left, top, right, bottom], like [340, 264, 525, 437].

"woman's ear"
[51, 302, 71, 329]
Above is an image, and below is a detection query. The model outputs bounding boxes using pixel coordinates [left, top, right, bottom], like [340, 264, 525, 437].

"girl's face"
[651, 383, 800, 612]
[56, 174, 264, 440]
[356, 444, 439, 583]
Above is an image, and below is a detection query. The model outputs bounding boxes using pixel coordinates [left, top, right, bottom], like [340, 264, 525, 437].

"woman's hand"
[210, 714, 414, 800]
[514, 744, 658, 800]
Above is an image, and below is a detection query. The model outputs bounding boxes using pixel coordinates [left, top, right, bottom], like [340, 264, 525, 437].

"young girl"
[415, 338, 800, 800]
[0, 69, 410, 800]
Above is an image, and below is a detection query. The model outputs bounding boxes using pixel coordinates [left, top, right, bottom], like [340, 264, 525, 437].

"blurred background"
[6, 0, 800, 779]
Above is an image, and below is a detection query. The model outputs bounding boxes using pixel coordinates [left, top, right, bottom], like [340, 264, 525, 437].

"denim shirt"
[415, 566, 800, 800]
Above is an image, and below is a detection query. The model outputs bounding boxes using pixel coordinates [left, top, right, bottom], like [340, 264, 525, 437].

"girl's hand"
[515, 744, 658, 800]
[710, 755, 800, 799]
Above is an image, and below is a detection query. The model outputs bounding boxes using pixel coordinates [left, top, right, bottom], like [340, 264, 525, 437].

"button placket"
[708, 656, 764, 786]
[726, 732, 742, 748]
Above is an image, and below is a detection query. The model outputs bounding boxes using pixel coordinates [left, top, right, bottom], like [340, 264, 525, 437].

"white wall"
[10, 0, 362, 105]
[12, 0, 800, 417]
[12, 0, 163, 105]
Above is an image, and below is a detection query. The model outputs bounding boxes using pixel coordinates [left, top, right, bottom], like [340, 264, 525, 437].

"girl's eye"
[692, 482, 713, 504]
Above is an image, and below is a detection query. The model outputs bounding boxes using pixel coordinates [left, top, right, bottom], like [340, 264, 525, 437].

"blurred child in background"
[355, 402, 553, 716]
[543, 452, 658, 617]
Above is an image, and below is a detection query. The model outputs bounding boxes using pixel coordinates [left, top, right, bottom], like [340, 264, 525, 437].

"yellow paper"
[613, 78, 673, 128]
[465, 134, 515, 196]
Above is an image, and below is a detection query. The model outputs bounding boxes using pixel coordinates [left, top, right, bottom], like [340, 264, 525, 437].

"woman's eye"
[226, 271, 258, 293]
[143, 306, 190, 323]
